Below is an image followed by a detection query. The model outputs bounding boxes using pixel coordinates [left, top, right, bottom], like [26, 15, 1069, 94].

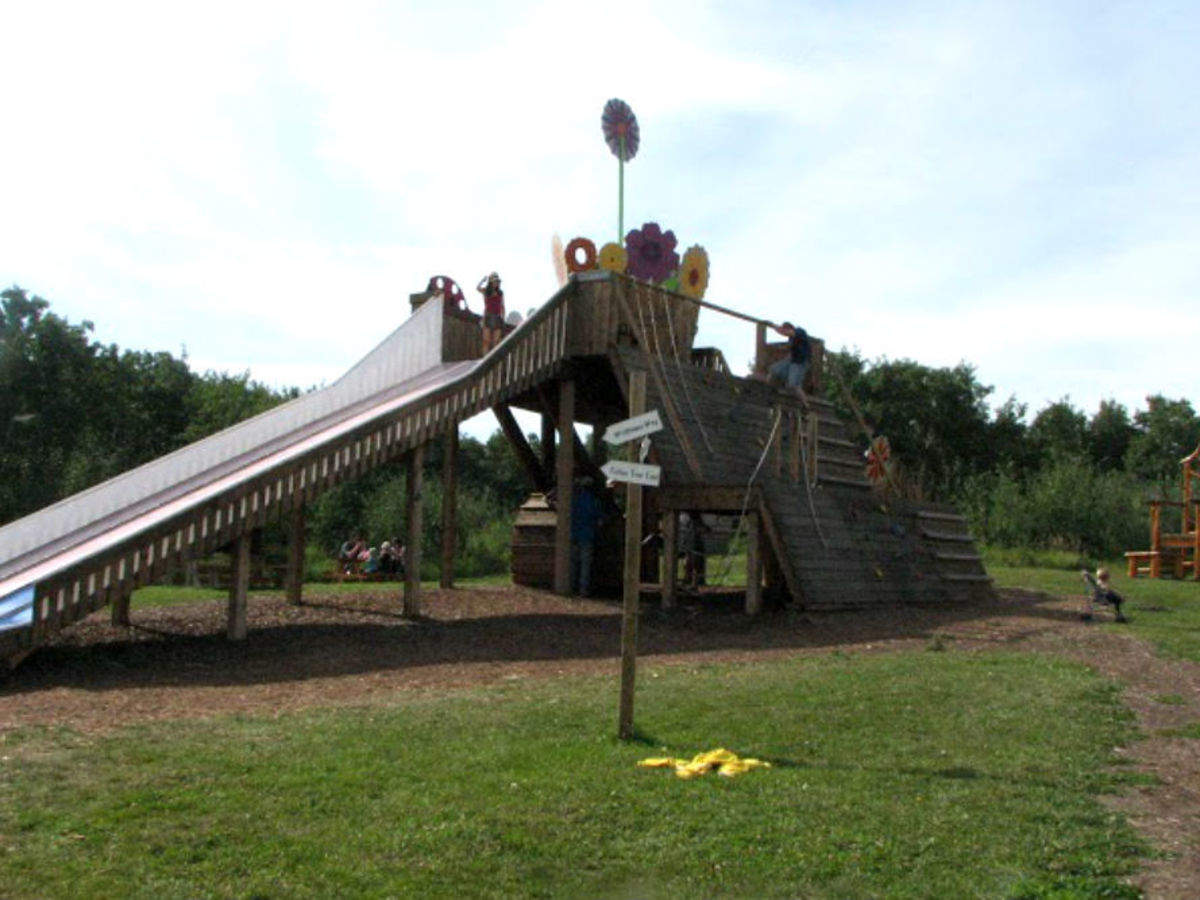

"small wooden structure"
[1125, 444, 1200, 579]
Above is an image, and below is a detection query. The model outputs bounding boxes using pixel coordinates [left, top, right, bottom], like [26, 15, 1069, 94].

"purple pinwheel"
[624, 222, 679, 283]
[602, 98, 640, 162]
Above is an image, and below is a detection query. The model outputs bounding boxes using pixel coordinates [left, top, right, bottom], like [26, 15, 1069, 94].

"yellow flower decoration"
[598, 241, 628, 274]
[678, 245, 709, 299]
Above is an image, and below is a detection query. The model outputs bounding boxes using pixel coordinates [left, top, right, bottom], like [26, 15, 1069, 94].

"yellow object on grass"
[636, 748, 771, 779]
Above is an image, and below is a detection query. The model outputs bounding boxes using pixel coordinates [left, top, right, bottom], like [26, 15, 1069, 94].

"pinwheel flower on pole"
[602, 98, 640, 241]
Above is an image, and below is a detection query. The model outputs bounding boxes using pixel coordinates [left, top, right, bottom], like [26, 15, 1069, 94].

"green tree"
[1127, 395, 1200, 485]
[1028, 399, 1087, 462]
[1087, 399, 1134, 472]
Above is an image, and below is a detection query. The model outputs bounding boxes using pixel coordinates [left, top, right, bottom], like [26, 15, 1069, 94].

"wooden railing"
[3, 282, 576, 659]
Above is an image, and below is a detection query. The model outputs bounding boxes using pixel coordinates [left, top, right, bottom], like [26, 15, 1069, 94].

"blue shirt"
[570, 487, 603, 543]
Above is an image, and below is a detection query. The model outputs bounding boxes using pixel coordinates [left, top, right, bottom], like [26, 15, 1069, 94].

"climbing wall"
[612, 346, 991, 610]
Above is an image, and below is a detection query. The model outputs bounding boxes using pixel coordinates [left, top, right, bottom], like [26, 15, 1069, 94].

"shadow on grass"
[2, 586, 1093, 697]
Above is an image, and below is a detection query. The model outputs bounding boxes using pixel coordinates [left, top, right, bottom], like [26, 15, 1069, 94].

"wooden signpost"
[616, 375, 650, 740]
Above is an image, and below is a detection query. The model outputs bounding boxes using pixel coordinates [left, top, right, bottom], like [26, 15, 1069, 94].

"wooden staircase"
[613, 345, 991, 610]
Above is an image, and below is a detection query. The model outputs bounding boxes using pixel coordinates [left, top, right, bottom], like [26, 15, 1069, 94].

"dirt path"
[2, 585, 1197, 896]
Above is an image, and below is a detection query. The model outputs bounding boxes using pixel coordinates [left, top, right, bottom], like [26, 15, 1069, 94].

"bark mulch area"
[1, 585, 1197, 896]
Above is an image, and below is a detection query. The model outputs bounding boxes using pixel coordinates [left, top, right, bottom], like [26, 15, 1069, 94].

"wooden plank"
[404, 444, 425, 616]
[618, 370, 646, 740]
[286, 501, 305, 604]
[554, 379, 575, 595]
[227, 531, 250, 641]
[440, 428, 458, 588]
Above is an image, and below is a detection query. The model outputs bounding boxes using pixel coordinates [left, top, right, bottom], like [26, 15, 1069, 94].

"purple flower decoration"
[624, 222, 679, 283]
[602, 98, 639, 161]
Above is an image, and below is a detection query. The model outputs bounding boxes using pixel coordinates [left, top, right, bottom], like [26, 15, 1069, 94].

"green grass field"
[989, 563, 1200, 662]
[1, 652, 1147, 898]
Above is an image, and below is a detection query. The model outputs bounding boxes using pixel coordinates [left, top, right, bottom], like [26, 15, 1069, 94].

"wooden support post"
[1150, 503, 1163, 578]
[554, 379, 575, 596]
[404, 445, 425, 616]
[618, 370, 647, 740]
[111, 589, 131, 627]
[285, 502, 305, 605]
[661, 511, 678, 610]
[541, 412, 556, 477]
[441, 428, 459, 588]
[227, 531, 250, 640]
[494, 405, 550, 492]
[745, 509, 762, 616]
[806, 413, 819, 483]
[1193, 500, 1200, 580]
[755, 322, 767, 377]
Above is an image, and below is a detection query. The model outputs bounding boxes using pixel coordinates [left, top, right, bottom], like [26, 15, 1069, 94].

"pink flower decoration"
[602, 98, 640, 161]
[624, 222, 679, 283]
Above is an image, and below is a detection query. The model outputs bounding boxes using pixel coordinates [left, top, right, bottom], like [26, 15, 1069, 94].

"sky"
[3, 1, 1198, 441]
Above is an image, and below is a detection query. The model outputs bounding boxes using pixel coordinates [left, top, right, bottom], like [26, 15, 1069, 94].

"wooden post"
[493, 405, 551, 492]
[111, 589, 131, 626]
[1150, 503, 1162, 579]
[1193, 500, 1200, 580]
[285, 502, 305, 605]
[404, 445, 425, 616]
[618, 370, 647, 740]
[541, 412, 556, 479]
[661, 511, 678, 610]
[227, 531, 250, 640]
[745, 509, 762, 615]
[755, 322, 767, 377]
[554, 379, 575, 595]
[440, 428, 459, 589]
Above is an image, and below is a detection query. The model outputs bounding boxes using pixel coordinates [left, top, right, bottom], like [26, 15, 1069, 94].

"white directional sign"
[601, 459, 662, 487]
[603, 410, 663, 445]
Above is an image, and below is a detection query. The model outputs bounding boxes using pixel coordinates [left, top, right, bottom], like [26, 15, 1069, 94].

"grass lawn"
[989, 563, 1200, 662]
[0, 652, 1147, 898]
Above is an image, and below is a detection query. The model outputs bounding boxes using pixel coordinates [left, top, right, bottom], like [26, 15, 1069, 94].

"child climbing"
[767, 321, 810, 399]
[1081, 567, 1128, 622]
[477, 272, 505, 354]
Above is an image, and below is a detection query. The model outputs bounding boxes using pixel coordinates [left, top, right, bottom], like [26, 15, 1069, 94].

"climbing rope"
[634, 299, 705, 481]
[709, 406, 783, 586]
[656, 293, 716, 455]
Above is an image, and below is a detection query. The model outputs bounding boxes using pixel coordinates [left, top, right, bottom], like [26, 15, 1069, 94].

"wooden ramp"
[612, 346, 992, 610]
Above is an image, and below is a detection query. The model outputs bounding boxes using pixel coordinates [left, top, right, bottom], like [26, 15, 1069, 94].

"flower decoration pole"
[619, 133, 625, 241]
[602, 99, 640, 243]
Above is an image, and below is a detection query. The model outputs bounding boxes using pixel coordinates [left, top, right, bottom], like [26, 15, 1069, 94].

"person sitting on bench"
[1081, 567, 1128, 622]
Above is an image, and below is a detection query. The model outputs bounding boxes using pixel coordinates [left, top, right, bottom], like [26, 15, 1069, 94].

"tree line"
[826, 350, 1200, 557]
[4, 286, 1197, 568]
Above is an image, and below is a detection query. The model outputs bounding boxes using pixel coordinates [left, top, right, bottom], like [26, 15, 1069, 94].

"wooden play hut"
[1125, 444, 1200, 579]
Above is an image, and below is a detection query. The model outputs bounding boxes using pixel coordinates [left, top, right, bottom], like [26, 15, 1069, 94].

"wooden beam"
[618, 369, 647, 740]
[440, 428, 458, 589]
[650, 486, 748, 512]
[745, 509, 762, 616]
[554, 379, 575, 595]
[285, 502, 305, 604]
[661, 511, 678, 610]
[493, 405, 550, 492]
[541, 411, 556, 478]
[404, 445, 425, 616]
[227, 531, 250, 640]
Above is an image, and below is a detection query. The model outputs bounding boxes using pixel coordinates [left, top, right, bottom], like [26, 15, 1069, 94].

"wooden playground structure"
[1125, 444, 1200, 579]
